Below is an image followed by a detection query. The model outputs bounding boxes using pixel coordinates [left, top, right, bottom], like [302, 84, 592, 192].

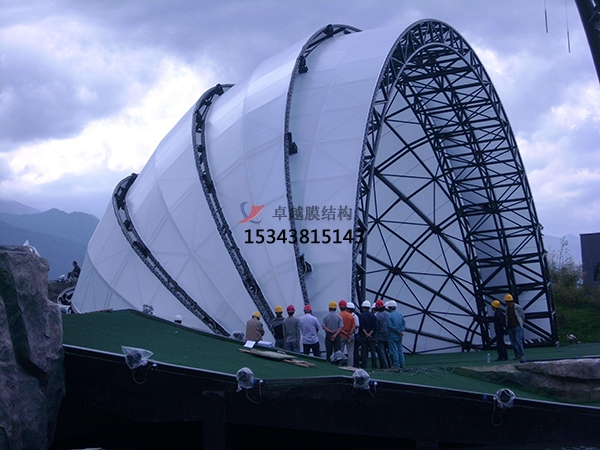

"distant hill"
[0, 199, 40, 215]
[0, 199, 585, 282]
[0, 206, 99, 280]
[0, 209, 98, 247]
[0, 220, 89, 281]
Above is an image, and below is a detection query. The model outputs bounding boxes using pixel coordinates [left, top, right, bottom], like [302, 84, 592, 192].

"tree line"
[548, 237, 600, 343]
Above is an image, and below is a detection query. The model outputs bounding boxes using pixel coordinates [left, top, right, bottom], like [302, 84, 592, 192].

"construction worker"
[387, 300, 406, 370]
[322, 301, 343, 362]
[339, 300, 356, 366]
[374, 299, 390, 369]
[245, 311, 264, 343]
[283, 305, 300, 352]
[299, 304, 321, 356]
[358, 300, 378, 369]
[491, 300, 508, 361]
[504, 294, 526, 363]
[272, 305, 285, 349]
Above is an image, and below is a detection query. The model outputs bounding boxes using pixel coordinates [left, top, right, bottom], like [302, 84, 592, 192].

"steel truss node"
[355, 20, 557, 353]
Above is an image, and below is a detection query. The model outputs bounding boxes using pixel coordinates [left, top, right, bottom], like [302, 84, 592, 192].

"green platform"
[62, 309, 600, 407]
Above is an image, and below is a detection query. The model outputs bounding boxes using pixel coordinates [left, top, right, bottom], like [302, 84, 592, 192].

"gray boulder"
[456, 359, 600, 403]
[0, 246, 65, 449]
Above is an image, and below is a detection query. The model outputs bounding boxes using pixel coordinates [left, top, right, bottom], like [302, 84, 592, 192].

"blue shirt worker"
[386, 300, 406, 370]
[299, 304, 321, 357]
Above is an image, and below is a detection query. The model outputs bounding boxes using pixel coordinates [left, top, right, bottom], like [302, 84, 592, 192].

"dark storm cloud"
[0, 48, 140, 151]
[1, 0, 591, 153]
[1, 1, 175, 152]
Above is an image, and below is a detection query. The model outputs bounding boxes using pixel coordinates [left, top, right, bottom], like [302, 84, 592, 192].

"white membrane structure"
[73, 21, 558, 353]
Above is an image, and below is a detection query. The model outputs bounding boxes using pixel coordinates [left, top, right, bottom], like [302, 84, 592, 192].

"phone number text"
[244, 229, 363, 244]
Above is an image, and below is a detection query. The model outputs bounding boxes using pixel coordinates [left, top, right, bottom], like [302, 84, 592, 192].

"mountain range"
[0, 200, 99, 280]
[0, 199, 583, 284]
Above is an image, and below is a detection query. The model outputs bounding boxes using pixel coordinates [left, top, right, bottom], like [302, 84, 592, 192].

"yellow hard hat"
[504, 294, 513, 302]
[491, 300, 501, 308]
[274, 305, 283, 313]
[252, 311, 261, 318]
[328, 301, 337, 309]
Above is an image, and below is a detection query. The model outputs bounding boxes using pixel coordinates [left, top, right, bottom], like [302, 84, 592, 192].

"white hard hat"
[174, 315, 182, 323]
[361, 300, 371, 308]
[347, 302, 355, 310]
[386, 300, 397, 309]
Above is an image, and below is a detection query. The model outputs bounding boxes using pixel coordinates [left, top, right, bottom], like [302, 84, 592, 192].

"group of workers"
[245, 298, 407, 370]
[246, 292, 528, 367]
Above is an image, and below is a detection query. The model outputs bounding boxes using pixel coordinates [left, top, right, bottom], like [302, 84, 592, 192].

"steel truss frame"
[355, 20, 557, 353]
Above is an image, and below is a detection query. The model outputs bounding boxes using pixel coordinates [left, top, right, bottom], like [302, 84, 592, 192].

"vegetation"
[548, 237, 600, 344]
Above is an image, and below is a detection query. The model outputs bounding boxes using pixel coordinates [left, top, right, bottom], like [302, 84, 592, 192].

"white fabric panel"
[205, 39, 306, 313]
[288, 28, 401, 317]
[124, 105, 263, 336]
[72, 202, 207, 331]
[74, 106, 264, 338]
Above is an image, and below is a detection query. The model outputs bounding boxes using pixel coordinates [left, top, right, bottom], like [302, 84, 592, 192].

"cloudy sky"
[1, 0, 599, 239]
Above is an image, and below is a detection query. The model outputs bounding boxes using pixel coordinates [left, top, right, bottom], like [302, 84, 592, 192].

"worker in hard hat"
[283, 305, 300, 352]
[272, 305, 285, 349]
[338, 300, 356, 367]
[358, 300, 379, 369]
[299, 304, 321, 357]
[321, 301, 343, 362]
[347, 302, 360, 365]
[503, 294, 526, 363]
[374, 299, 390, 369]
[491, 300, 508, 361]
[245, 311, 265, 343]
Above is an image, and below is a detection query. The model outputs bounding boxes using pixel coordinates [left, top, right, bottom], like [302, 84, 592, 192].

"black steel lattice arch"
[355, 20, 558, 353]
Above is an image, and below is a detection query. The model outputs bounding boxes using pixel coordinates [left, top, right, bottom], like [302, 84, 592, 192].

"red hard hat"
[375, 299, 385, 308]
[303, 304, 312, 312]
[286, 305, 296, 313]
[339, 300, 347, 308]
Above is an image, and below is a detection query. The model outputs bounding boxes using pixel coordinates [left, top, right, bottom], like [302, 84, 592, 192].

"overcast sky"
[1, 0, 599, 239]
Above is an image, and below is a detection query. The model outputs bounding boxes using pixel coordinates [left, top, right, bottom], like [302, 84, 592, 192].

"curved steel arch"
[355, 20, 557, 353]
[112, 173, 229, 336]
[192, 83, 282, 334]
[284, 24, 361, 306]
[192, 25, 361, 332]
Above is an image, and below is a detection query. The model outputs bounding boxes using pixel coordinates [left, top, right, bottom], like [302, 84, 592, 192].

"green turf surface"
[62, 310, 600, 406]
[62, 310, 342, 379]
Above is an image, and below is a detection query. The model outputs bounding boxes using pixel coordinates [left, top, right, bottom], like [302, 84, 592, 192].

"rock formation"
[0, 245, 65, 449]
[456, 359, 600, 403]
